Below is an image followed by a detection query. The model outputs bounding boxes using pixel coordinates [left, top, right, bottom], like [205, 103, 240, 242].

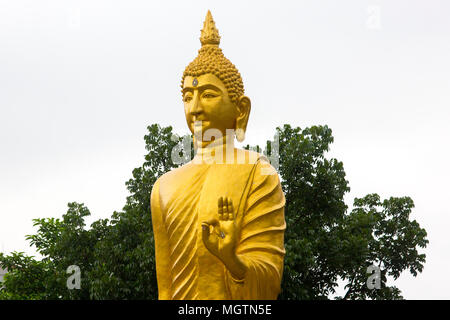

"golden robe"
[150, 148, 286, 300]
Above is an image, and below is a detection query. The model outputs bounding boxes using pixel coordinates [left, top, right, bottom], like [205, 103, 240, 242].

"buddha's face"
[183, 74, 238, 145]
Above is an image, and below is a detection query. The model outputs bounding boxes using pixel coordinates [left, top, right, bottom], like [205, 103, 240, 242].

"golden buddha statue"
[150, 10, 286, 300]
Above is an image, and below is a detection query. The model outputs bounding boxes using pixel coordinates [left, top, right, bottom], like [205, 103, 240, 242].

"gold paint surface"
[151, 10, 286, 300]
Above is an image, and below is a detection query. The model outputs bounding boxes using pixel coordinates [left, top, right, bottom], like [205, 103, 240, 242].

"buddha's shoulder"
[229, 148, 273, 168]
[153, 161, 195, 188]
[239, 150, 280, 183]
[238, 149, 275, 168]
[233, 149, 279, 179]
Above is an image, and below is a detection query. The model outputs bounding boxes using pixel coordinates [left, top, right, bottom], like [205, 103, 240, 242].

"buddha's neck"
[194, 135, 235, 164]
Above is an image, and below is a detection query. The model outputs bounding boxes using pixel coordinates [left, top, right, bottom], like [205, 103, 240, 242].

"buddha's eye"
[202, 92, 218, 99]
[184, 94, 193, 102]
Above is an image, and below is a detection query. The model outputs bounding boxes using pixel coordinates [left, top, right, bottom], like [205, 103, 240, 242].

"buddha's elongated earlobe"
[235, 128, 245, 142]
[235, 95, 251, 143]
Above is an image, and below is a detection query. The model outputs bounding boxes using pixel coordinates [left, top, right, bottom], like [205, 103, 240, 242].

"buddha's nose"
[190, 96, 203, 117]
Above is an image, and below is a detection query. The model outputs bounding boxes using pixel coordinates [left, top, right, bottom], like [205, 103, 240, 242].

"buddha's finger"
[222, 197, 229, 220]
[228, 198, 234, 220]
[218, 197, 223, 220]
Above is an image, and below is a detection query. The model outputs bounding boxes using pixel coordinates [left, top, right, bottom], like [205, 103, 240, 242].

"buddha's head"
[181, 11, 251, 147]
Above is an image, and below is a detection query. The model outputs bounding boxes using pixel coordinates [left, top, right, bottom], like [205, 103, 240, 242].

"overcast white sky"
[0, 0, 449, 299]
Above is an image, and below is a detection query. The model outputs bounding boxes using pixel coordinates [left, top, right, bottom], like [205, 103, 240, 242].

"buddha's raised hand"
[201, 197, 246, 280]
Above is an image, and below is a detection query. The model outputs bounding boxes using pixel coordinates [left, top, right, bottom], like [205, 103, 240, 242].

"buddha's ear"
[235, 96, 251, 142]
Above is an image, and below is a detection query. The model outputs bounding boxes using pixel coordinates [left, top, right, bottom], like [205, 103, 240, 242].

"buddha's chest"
[159, 162, 256, 225]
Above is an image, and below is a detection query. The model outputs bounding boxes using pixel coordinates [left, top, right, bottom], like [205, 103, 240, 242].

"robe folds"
[150, 149, 286, 300]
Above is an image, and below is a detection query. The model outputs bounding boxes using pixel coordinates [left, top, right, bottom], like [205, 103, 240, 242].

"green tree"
[0, 124, 428, 299]
[273, 125, 428, 299]
[0, 204, 96, 300]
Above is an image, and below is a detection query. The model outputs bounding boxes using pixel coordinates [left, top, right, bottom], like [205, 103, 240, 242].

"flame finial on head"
[200, 10, 221, 46]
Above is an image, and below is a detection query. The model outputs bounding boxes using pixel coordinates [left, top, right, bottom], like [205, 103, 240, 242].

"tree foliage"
[0, 124, 428, 300]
